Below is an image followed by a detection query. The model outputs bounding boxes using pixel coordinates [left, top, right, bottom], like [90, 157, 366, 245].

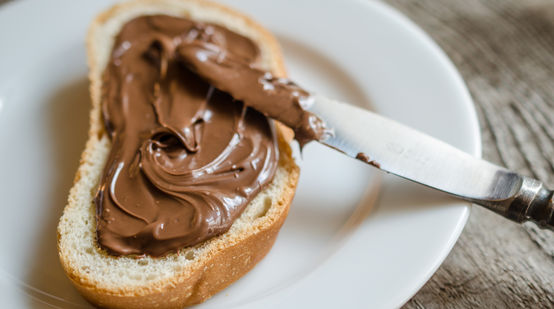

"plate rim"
[363, 0, 480, 305]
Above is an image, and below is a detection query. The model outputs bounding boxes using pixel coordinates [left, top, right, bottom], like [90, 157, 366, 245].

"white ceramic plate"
[0, 0, 480, 308]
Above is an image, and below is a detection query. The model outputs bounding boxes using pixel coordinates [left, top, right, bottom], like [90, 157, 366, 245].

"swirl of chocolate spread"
[97, 13, 328, 257]
[177, 41, 328, 147]
[96, 15, 279, 256]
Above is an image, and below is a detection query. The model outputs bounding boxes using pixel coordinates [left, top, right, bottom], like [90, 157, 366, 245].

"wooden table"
[382, 0, 554, 308]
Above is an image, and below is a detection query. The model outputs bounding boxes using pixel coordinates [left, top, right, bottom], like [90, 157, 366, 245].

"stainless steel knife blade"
[309, 95, 553, 229]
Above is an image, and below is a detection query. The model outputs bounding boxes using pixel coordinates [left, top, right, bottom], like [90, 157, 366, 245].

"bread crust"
[72, 144, 297, 308]
[57, 0, 299, 308]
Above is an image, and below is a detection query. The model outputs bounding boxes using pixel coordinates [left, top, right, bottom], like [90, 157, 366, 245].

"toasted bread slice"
[57, 1, 299, 308]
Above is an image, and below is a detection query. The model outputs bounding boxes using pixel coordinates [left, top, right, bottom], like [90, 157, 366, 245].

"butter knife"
[309, 95, 553, 230]
[177, 42, 552, 228]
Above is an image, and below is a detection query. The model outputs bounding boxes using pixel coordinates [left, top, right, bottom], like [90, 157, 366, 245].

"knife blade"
[309, 95, 553, 229]
[175, 41, 552, 229]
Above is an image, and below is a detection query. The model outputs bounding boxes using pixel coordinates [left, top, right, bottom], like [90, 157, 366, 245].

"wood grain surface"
[382, 0, 554, 308]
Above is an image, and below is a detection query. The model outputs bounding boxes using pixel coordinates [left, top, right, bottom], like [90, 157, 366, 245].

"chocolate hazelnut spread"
[356, 152, 380, 168]
[177, 41, 327, 147]
[96, 15, 280, 256]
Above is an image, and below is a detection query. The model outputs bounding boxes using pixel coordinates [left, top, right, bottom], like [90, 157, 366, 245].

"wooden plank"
[382, 0, 554, 307]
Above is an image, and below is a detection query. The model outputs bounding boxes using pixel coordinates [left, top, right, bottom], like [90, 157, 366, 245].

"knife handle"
[476, 176, 553, 230]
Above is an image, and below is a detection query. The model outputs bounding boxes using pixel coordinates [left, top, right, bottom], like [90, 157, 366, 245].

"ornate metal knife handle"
[468, 176, 553, 230]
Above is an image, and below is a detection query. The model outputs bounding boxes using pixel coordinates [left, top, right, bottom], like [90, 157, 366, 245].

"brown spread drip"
[96, 15, 279, 256]
[177, 41, 328, 147]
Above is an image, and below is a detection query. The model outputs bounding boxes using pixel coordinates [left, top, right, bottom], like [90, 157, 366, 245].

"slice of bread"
[57, 1, 299, 308]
